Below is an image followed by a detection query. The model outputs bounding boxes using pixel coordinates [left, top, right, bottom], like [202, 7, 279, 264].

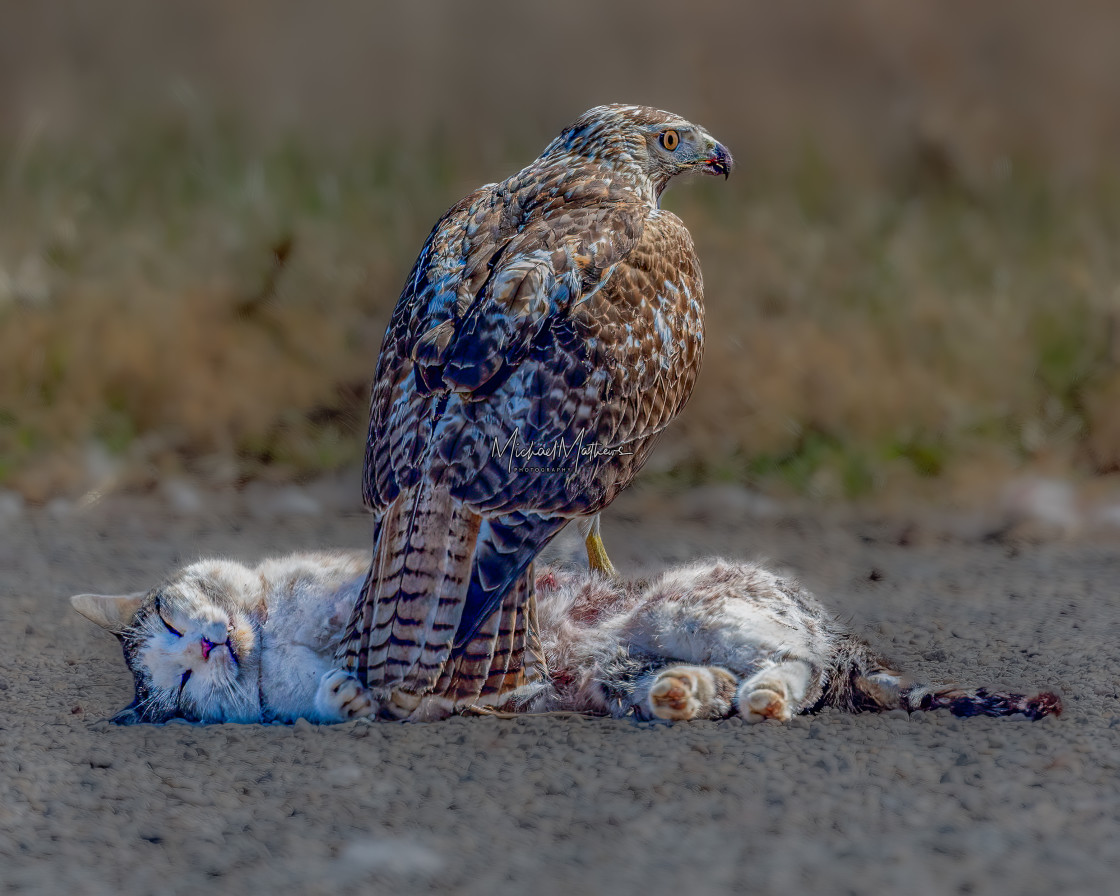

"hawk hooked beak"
[700, 141, 733, 179]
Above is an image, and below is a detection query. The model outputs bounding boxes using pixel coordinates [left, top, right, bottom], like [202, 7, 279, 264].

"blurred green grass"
[1, 113, 1119, 504]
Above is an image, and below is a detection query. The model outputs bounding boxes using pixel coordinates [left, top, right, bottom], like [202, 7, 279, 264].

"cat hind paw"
[315, 669, 377, 722]
[644, 665, 736, 721]
[738, 685, 792, 723]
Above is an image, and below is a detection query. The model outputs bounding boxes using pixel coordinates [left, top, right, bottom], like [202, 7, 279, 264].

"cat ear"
[70, 592, 147, 633]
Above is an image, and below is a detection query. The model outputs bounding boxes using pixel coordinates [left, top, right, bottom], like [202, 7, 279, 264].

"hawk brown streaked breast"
[341, 104, 733, 719]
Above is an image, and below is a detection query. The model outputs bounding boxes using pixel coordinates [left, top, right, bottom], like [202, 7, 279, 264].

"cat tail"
[898, 682, 1062, 720]
[828, 636, 1062, 721]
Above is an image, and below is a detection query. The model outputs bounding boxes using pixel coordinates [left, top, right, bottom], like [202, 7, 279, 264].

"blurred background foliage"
[1, 0, 1119, 504]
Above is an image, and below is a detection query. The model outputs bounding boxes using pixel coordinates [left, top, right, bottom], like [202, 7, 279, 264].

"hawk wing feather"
[414, 204, 643, 396]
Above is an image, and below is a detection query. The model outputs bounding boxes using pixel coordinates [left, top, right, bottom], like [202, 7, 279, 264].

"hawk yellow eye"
[659, 129, 679, 151]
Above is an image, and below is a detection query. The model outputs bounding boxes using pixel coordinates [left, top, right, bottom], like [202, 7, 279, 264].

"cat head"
[72, 559, 265, 724]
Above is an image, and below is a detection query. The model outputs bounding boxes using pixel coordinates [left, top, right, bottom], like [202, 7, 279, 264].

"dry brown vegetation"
[2, 1, 1120, 504]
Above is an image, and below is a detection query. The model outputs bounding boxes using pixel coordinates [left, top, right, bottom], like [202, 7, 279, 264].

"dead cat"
[71, 551, 1061, 725]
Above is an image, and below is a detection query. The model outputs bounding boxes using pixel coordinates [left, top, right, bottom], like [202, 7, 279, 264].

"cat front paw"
[315, 669, 377, 722]
[738, 684, 792, 723]
[644, 665, 737, 721]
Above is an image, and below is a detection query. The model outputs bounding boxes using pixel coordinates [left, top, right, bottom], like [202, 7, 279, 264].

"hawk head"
[546, 104, 733, 200]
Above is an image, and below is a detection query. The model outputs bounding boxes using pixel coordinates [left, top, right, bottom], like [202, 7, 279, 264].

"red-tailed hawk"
[341, 104, 732, 719]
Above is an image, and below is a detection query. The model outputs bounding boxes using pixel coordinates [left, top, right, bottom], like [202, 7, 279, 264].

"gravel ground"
[2, 484, 1120, 895]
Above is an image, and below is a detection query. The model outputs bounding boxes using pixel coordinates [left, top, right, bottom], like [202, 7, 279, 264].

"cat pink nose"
[200, 637, 215, 660]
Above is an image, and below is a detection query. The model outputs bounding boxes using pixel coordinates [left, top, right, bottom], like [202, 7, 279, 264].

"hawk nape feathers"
[341, 104, 733, 720]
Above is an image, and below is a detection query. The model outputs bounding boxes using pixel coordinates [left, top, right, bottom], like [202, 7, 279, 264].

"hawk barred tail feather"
[385, 563, 549, 721]
[343, 483, 562, 715]
[340, 104, 733, 718]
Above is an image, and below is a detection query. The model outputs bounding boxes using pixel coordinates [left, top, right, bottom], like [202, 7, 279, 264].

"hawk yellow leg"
[578, 515, 618, 578]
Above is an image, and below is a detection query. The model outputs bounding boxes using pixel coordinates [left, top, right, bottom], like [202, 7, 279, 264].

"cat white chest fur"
[256, 554, 367, 722]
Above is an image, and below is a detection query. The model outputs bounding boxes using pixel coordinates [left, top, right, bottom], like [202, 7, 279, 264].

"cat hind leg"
[736, 659, 815, 723]
[638, 665, 738, 721]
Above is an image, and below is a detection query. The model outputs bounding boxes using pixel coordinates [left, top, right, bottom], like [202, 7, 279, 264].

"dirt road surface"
[2, 485, 1118, 895]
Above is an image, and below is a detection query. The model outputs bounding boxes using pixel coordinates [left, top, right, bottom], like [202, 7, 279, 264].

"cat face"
[72, 560, 265, 724]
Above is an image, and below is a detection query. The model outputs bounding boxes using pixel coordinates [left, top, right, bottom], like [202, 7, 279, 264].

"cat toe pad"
[646, 665, 735, 721]
[316, 669, 376, 721]
[742, 687, 791, 723]
[649, 673, 700, 720]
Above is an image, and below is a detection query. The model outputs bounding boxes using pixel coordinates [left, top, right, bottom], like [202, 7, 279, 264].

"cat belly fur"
[533, 559, 839, 717]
